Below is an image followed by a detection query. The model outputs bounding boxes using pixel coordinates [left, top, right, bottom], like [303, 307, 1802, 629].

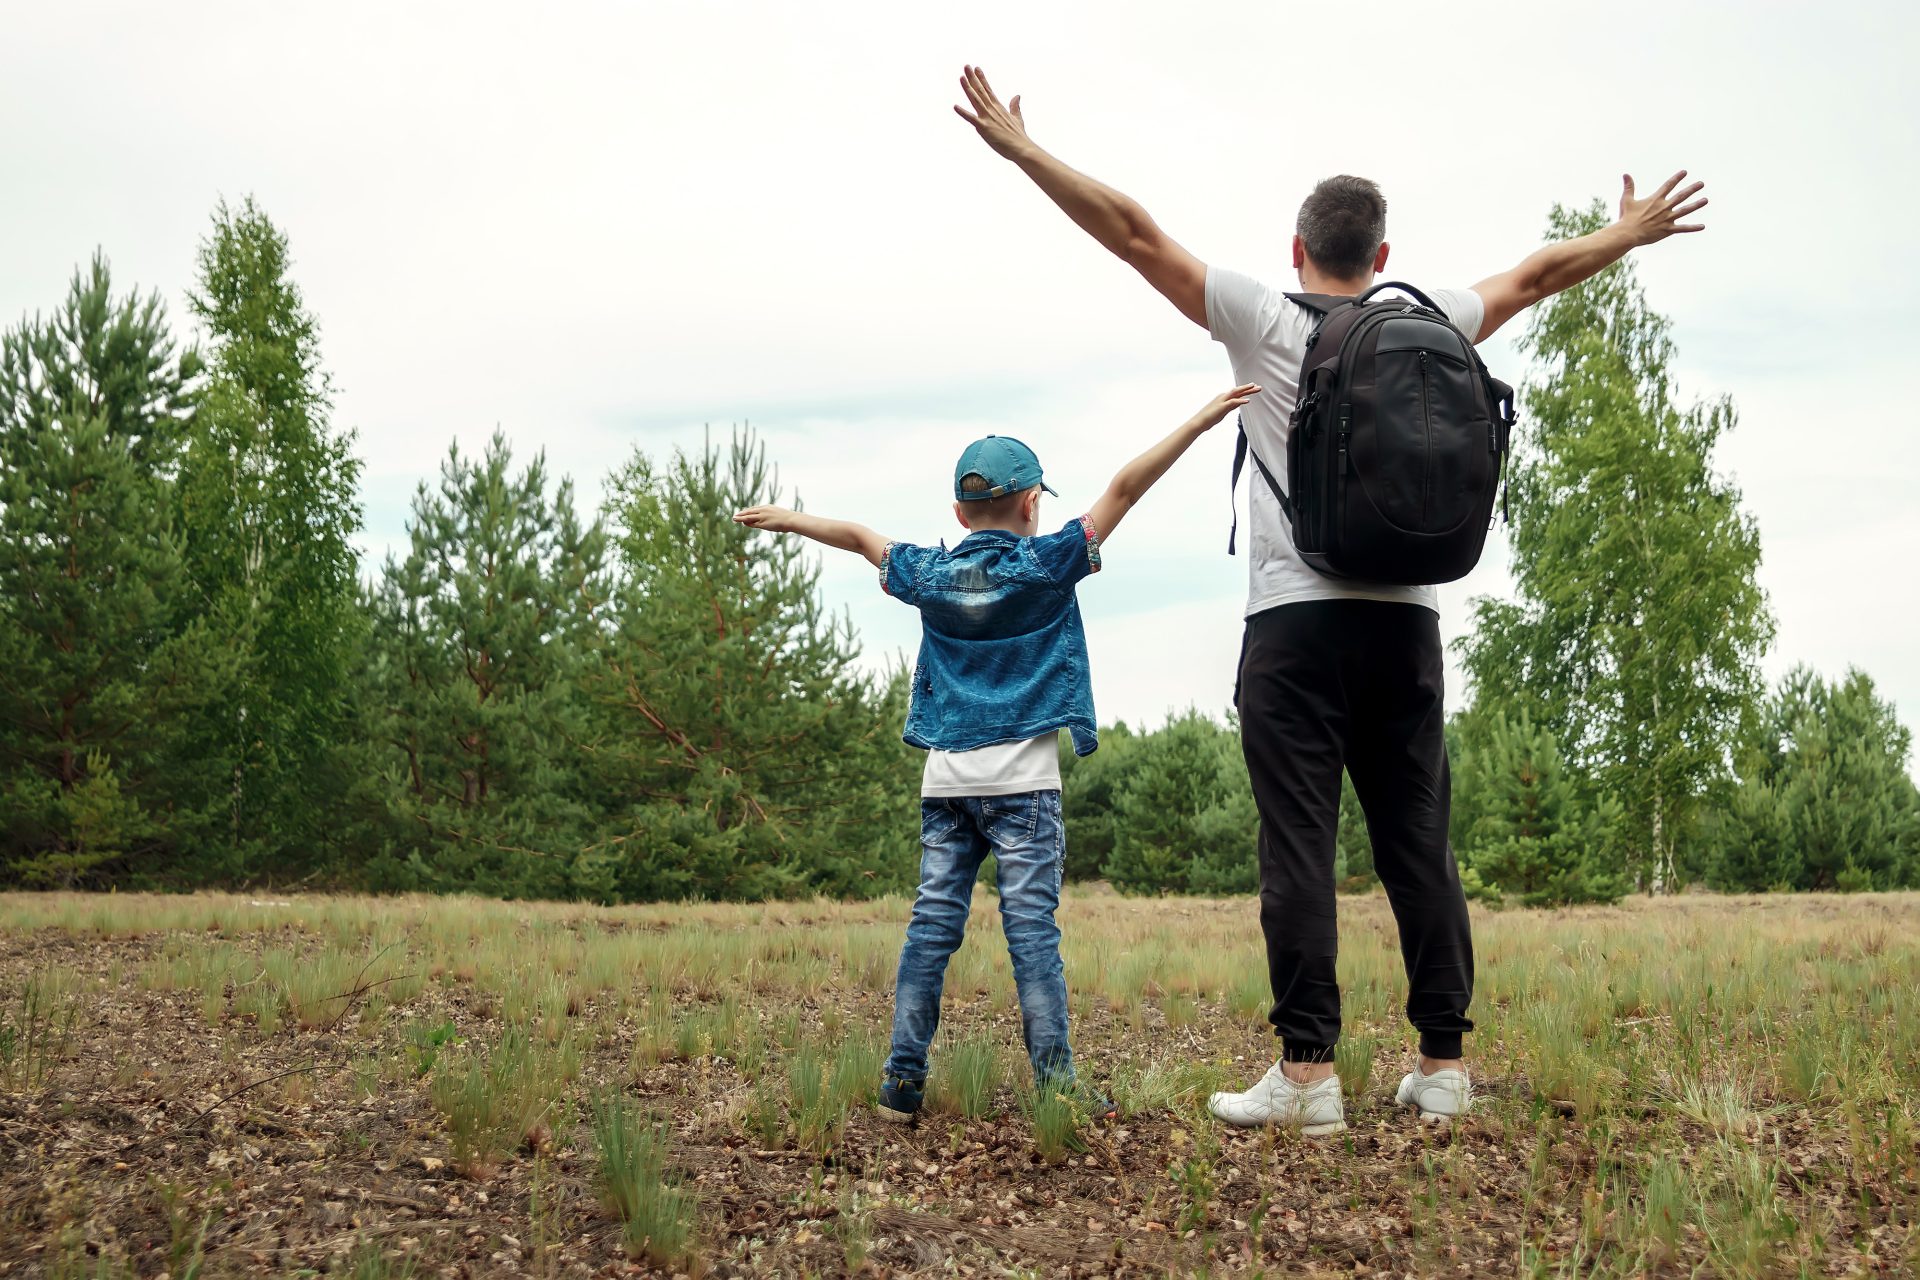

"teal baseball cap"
[953, 435, 1058, 501]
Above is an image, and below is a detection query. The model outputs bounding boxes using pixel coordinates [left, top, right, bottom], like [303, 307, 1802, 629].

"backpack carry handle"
[1355, 280, 1444, 312]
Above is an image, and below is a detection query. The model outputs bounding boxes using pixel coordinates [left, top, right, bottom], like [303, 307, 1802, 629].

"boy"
[733, 382, 1259, 1122]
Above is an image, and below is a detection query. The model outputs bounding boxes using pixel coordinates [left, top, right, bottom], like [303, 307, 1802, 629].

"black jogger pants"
[1236, 599, 1474, 1063]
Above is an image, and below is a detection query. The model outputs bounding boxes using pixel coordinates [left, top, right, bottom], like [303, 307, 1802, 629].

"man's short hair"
[959, 472, 1035, 522]
[1296, 175, 1387, 280]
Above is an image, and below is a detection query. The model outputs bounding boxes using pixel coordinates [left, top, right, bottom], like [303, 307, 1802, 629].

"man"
[953, 64, 1707, 1132]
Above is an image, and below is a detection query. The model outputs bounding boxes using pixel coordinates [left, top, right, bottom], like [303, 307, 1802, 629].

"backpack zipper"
[1335, 405, 1351, 549]
[1418, 351, 1433, 524]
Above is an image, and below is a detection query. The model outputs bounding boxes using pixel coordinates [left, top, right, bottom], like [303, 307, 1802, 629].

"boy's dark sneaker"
[877, 1075, 925, 1124]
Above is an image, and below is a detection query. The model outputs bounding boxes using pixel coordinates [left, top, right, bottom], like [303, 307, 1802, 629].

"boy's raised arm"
[954, 65, 1210, 330]
[733, 505, 891, 568]
[1088, 384, 1260, 545]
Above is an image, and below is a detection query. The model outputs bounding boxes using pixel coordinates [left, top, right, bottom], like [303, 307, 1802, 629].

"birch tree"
[1460, 202, 1772, 891]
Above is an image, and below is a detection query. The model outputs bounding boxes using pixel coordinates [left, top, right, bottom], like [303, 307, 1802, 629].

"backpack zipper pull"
[1337, 406, 1352, 476]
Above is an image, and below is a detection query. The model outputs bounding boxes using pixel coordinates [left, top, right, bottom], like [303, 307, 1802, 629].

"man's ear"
[1292, 234, 1306, 272]
[953, 501, 972, 531]
[1374, 241, 1391, 275]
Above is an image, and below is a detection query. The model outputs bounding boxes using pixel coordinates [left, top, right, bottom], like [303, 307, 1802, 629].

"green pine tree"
[0, 256, 236, 886]
[362, 434, 607, 898]
[1702, 774, 1801, 893]
[1706, 667, 1920, 891]
[1101, 711, 1258, 896]
[1078, 711, 1371, 897]
[1061, 721, 1136, 881]
[584, 429, 918, 902]
[1461, 200, 1773, 892]
[1453, 711, 1626, 906]
[177, 198, 366, 881]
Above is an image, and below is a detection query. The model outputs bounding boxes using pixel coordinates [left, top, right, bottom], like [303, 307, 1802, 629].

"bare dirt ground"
[1, 890, 1916, 1277]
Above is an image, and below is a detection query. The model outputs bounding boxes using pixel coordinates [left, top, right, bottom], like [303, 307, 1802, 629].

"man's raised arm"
[954, 65, 1209, 329]
[1470, 171, 1708, 343]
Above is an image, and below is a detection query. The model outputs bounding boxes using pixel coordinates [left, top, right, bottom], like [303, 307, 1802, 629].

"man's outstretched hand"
[954, 65, 1033, 160]
[1618, 171, 1709, 245]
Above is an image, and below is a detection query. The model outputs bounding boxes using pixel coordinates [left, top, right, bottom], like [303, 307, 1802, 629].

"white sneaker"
[1395, 1066, 1471, 1123]
[1207, 1061, 1347, 1135]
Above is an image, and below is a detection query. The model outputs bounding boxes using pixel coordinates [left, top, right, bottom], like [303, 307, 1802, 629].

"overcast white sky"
[4, 0, 1917, 772]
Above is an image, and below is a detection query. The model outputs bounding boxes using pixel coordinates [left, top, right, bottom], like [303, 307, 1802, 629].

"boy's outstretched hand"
[733, 504, 799, 532]
[734, 504, 892, 567]
[1188, 383, 1263, 432]
[1090, 384, 1264, 546]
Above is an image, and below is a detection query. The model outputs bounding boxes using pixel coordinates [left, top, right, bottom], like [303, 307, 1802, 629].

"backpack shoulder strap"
[1282, 292, 1351, 315]
[1229, 414, 1292, 555]
[1284, 292, 1364, 356]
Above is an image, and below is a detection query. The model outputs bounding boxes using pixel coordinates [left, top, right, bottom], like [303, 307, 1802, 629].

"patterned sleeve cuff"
[1077, 515, 1103, 574]
[879, 541, 897, 595]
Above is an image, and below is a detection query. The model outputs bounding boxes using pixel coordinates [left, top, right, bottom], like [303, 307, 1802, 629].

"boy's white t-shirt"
[1207, 266, 1485, 619]
[921, 732, 1062, 798]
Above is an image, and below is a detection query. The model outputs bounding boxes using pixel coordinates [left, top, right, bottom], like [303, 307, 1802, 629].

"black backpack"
[1230, 281, 1516, 585]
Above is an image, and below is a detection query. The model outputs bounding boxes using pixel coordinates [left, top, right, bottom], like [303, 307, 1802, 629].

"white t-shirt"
[922, 732, 1062, 798]
[1206, 267, 1485, 618]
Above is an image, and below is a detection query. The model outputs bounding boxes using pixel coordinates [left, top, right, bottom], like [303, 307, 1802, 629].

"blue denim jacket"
[883, 517, 1102, 756]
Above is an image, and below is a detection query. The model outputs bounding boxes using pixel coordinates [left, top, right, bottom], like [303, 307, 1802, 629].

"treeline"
[2, 200, 1913, 903]
[1066, 670, 1920, 906]
[0, 201, 919, 899]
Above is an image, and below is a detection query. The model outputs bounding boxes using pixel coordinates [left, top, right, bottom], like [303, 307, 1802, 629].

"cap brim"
[1041, 481, 1059, 496]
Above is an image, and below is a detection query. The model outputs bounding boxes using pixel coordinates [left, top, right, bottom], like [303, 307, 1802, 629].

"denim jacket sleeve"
[881, 541, 925, 604]
[1030, 516, 1103, 590]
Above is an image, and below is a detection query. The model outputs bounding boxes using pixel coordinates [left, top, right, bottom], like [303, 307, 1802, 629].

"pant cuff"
[1281, 1041, 1336, 1064]
[1418, 1032, 1463, 1060]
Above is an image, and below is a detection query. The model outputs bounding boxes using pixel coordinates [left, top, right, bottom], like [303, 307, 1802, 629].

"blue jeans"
[884, 792, 1074, 1086]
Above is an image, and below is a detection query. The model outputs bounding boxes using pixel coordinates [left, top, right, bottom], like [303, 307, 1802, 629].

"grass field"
[1, 888, 1916, 1278]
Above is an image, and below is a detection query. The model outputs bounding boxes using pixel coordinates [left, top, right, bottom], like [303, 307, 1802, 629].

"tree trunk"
[1650, 686, 1667, 895]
